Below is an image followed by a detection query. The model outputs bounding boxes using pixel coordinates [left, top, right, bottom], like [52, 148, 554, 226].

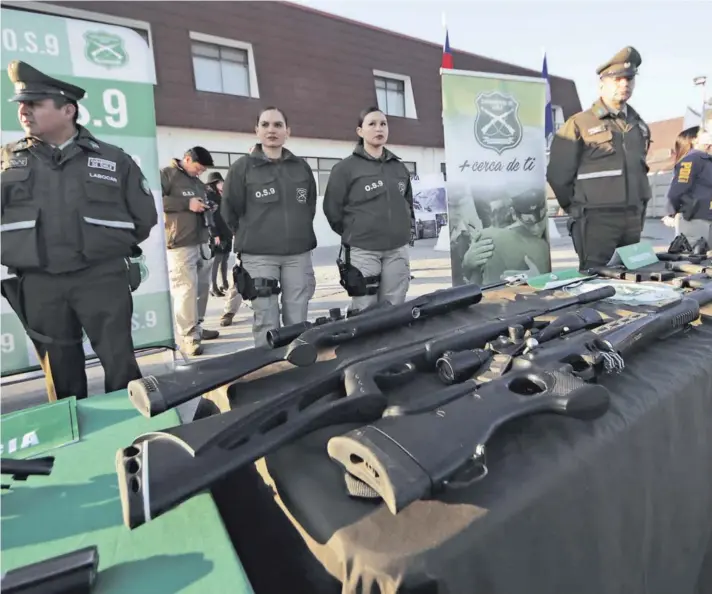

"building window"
[306, 157, 341, 195]
[440, 162, 447, 182]
[375, 76, 405, 117]
[372, 70, 418, 119]
[200, 151, 247, 182]
[403, 161, 417, 176]
[192, 41, 249, 96]
[189, 32, 260, 98]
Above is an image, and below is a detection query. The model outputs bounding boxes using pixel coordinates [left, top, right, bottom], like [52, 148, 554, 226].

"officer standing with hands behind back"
[323, 106, 415, 312]
[0, 61, 157, 402]
[547, 47, 651, 270]
[222, 107, 317, 348]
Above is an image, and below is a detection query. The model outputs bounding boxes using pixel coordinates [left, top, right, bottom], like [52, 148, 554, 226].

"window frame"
[372, 69, 418, 119]
[189, 31, 260, 99]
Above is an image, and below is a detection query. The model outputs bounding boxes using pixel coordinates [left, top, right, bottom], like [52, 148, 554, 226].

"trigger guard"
[443, 457, 488, 490]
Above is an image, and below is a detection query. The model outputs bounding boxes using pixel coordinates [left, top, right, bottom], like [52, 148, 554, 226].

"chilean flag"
[543, 54, 554, 149]
[442, 30, 454, 69]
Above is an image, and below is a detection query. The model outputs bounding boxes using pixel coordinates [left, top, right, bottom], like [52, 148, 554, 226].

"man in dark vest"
[1, 60, 157, 401]
[547, 46, 651, 269]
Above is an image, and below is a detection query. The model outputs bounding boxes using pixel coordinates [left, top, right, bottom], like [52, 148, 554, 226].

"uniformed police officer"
[547, 46, 651, 270]
[161, 146, 220, 356]
[222, 107, 317, 347]
[462, 189, 551, 285]
[663, 129, 712, 244]
[323, 106, 415, 312]
[0, 61, 157, 401]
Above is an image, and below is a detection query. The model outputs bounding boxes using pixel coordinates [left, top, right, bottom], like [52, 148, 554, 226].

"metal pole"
[694, 76, 707, 131]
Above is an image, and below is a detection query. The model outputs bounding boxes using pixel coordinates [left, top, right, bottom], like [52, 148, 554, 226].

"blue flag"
[543, 54, 554, 150]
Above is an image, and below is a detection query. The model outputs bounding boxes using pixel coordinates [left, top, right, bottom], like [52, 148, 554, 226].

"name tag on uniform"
[88, 157, 117, 172]
[182, 190, 196, 197]
[8, 157, 28, 168]
[587, 125, 607, 135]
[89, 172, 119, 184]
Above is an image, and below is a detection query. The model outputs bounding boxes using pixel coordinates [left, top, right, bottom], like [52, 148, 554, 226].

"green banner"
[442, 70, 552, 287]
[0, 398, 79, 458]
[1, 8, 175, 377]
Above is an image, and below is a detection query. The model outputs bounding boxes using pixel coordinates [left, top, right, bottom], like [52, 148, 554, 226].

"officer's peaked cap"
[596, 47, 642, 78]
[510, 188, 546, 214]
[7, 60, 85, 103]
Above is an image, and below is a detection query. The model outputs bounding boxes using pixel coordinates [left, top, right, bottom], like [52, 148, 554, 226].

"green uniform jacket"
[221, 145, 317, 256]
[546, 99, 651, 213]
[471, 225, 551, 285]
[324, 145, 414, 251]
[160, 159, 210, 249]
[1, 126, 157, 274]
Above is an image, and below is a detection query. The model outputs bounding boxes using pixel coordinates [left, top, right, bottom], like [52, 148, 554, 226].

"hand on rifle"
[189, 198, 207, 213]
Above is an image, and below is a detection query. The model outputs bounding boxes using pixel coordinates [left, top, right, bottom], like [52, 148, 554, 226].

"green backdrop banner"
[442, 69, 552, 287]
[1, 7, 174, 376]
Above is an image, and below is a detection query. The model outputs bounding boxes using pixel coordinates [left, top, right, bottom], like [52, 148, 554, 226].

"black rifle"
[1, 545, 99, 594]
[665, 260, 711, 276]
[127, 282, 504, 418]
[1, 456, 54, 483]
[672, 272, 712, 290]
[589, 266, 674, 283]
[284, 280, 517, 367]
[266, 304, 392, 348]
[328, 285, 712, 514]
[115, 285, 610, 529]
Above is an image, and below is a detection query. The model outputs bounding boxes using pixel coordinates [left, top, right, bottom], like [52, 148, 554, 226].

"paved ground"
[0, 218, 675, 413]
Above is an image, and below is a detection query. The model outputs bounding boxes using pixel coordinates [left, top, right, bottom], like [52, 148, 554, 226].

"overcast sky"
[288, 0, 711, 123]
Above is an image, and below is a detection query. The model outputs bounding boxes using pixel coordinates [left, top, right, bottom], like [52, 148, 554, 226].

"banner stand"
[440, 69, 552, 287]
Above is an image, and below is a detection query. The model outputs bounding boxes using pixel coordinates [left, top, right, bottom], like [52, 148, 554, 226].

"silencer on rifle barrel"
[436, 349, 492, 385]
[285, 284, 485, 367]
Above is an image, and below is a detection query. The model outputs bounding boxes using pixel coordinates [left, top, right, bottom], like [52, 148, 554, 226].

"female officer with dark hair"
[221, 107, 317, 347]
[205, 171, 232, 296]
[323, 106, 414, 311]
[662, 126, 712, 244]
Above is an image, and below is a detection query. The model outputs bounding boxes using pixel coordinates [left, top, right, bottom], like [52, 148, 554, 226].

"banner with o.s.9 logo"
[0, 7, 174, 376]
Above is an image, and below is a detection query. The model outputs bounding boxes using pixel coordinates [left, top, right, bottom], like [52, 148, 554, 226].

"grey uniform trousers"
[241, 251, 315, 347]
[348, 245, 411, 311]
[166, 243, 212, 343]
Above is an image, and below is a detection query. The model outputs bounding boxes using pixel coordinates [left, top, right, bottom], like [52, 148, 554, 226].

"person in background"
[205, 171, 232, 297]
[221, 109, 317, 347]
[323, 106, 414, 312]
[547, 46, 651, 270]
[1, 60, 157, 401]
[161, 146, 220, 356]
[663, 127, 712, 244]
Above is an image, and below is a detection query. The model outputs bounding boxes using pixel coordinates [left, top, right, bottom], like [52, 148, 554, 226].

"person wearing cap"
[461, 188, 551, 285]
[0, 60, 157, 402]
[161, 146, 221, 356]
[662, 127, 712, 244]
[204, 171, 233, 296]
[547, 46, 652, 270]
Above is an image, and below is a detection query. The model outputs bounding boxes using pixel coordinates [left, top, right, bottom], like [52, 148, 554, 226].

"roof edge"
[280, 1, 575, 84]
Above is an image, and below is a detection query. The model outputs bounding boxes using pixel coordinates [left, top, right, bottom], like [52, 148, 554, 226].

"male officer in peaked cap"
[547, 46, 652, 270]
[1, 61, 158, 402]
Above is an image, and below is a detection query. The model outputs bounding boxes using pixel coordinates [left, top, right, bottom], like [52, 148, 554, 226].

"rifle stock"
[328, 284, 712, 514]
[328, 368, 610, 514]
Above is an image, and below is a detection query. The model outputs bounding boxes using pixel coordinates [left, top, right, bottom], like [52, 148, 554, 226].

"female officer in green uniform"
[323, 106, 415, 311]
[221, 107, 317, 347]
